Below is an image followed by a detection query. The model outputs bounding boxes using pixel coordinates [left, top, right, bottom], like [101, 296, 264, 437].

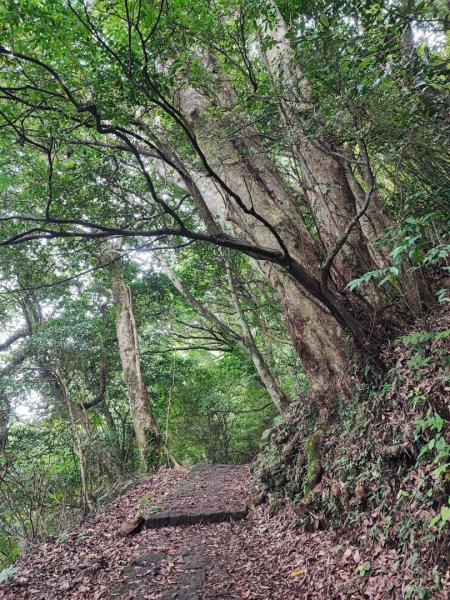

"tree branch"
[0, 328, 29, 352]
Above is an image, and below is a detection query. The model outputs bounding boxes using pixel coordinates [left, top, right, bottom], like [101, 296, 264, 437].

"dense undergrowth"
[255, 307, 450, 595]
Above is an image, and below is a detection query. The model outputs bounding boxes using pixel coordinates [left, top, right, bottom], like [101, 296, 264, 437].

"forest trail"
[111, 464, 251, 599]
[2, 466, 449, 599]
[143, 463, 249, 529]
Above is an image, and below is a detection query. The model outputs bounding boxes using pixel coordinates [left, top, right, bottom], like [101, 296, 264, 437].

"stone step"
[111, 464, 251, 599]
[144, 463, 249, 529]
[144, 504, 248, 529]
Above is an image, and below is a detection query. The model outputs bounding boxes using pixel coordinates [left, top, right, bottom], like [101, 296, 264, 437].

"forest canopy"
[0, 0, 449, 594]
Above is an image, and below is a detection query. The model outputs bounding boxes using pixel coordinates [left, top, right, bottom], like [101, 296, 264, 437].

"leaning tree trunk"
[224, 257, 292, 415]
[153, 136, 354, 404]
[176, 85, 359, 396]
[158, 256, 291, 415]
[101, 246, 161, 473]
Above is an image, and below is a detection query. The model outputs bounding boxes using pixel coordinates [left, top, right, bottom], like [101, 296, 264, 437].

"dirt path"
[110, 464, 251, 599]
[1, 466, 448, 599]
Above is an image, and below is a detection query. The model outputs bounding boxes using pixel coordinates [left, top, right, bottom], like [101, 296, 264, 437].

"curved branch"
[0, 328, 28, 352]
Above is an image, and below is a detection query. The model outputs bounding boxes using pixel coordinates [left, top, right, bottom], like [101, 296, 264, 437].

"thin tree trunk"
[57, 372, 93, 513]
[158, 257, 290, 414]
[101, 245, 161, 473]
[100, 402, 126, 474]
[224, 257, 291, 414]
[36, 353, 94, 512]
[349, 140, 434, 310]
[0, 393, 10, 453]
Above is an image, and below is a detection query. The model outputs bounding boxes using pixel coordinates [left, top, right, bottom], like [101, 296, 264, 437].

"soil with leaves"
[1, 461, 449, 599]
[254, 306, 450, 599]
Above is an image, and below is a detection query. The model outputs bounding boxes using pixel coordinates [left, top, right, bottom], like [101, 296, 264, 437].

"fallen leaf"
[290, 569, 304, 577]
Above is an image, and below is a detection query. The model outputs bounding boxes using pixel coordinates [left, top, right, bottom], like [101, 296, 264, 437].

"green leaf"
[440, 506, 450, 523]
[319, 13, 329, 27]
[360, 57, 372, 69]
[433, 463, 450, 477]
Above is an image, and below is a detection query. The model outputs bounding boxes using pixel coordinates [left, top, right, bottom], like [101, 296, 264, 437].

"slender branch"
[321, 179, 375, 287]
[142, 345, 231, 354]
[0, 46, 82, 108]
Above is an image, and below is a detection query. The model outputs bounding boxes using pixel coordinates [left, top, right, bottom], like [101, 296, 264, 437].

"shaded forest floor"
[1, 464, 449, 599]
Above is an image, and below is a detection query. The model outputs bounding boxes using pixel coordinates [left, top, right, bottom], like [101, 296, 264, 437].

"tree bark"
[57, 371, 93, 513]
[262, 4, 432, 313]
[101, 245, 161, 473]
[260, 7, 381, 298]
[0, 393, 10, 453]
[170, 84, 355, 401]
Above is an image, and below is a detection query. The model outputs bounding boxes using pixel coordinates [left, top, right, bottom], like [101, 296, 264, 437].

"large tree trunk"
[101, 246, 161, 473]
[179, 88, 357, 395]
[261, 4, 432, 313]
[153, 135, 354, 403]
[148, 126, 378, 356]
[259, 9, 381, 300]
[257, 261, 351, 404]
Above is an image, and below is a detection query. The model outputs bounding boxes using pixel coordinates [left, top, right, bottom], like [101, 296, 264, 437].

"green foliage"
[0, 0, 447, 588]
[348, 210, 449, 299]
[430, 502, 450, 531]
[0, 233, 287, 568]
[415, 410, 450, 532]
[163, 349, 277, 465]
[357, 562, 371, 577]
[0, 422, 79, 568]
